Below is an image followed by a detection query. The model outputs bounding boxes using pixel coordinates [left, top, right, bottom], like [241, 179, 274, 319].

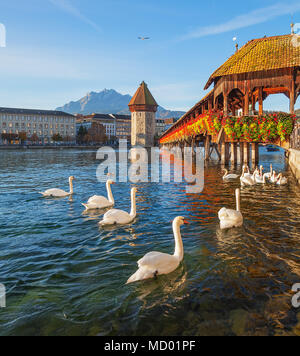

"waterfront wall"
[0, 145, 103, 151]
[289, 149, 300, 185]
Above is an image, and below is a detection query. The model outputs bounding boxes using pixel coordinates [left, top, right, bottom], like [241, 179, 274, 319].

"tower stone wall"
[131, 111, 156, 147]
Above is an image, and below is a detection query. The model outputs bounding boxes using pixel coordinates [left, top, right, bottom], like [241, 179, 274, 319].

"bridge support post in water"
[251, 143, 259, 167]
[230, 143, 237, 166]
[191, 138, 195, 158]
[205, 135, 211, 162]
[239, 143, 244, 165]
[243, 143, 250, 165]
[221, 142, 230, 165]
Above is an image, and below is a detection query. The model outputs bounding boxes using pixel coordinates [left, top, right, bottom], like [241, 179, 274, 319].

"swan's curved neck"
[106, 182, 114, 204]
[69, 179, 74, 194]
[130, 190, 136, 218]
[241, 167, 245, 178]
[223, 169, 228, 178]
[236, 190, 240, 212]
[173, 221, 184, 261]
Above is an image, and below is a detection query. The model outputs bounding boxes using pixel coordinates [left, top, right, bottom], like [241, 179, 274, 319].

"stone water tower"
[129, 81, 158, 147]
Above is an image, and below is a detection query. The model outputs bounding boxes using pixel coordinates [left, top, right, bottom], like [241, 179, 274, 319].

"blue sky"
[0, 0, 299, 112]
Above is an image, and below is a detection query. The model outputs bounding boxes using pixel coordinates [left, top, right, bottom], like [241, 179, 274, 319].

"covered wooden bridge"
[160, 34, 300, 166]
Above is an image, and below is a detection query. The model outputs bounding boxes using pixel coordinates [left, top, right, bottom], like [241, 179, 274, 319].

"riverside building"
[0, 107, 76, 145]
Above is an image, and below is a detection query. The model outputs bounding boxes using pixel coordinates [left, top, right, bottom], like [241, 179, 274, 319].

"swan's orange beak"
[184, 219, 190, 225]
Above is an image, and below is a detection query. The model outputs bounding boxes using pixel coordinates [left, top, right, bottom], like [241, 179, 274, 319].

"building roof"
[205, 34, 300, 89]
[81, 113, 131, 122]
[110, 114, 131, 121]
[0, 107, 75, 117]
[128, 81, 158, 107]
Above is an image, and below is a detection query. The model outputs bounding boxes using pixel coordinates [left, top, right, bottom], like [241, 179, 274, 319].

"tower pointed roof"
[128, 81, 158, 112]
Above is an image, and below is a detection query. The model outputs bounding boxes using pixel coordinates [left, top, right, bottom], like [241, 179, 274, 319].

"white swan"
[82, 180, 115, 210]
[40, 176, 74, 197]
[99, 187, 137, 226]
[242, 165, 252, 179]
[126, 216, 187, 284]
[276, 173, 288, 185]
[254, 172, 268, 184]
[223, 169, 239, 180]
[218, 189, 243, 230]
[240, 166, 256, 186]
[270, 171, 278, 183]
[265, 164, 273, 179]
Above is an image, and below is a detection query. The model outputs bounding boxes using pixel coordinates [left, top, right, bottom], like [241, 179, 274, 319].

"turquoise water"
[0, 148, 299, 336]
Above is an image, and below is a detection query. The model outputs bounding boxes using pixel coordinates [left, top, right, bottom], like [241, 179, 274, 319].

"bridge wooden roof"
[205, 34, 300, 89]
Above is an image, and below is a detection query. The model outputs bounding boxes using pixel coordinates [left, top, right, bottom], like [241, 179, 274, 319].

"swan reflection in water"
[135, 269, 188, 308]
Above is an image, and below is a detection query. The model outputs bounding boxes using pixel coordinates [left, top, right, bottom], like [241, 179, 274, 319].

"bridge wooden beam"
[205, 135, 211, 161]
[251, 143, 259, 167]
[258, 87, 264, 116]
[239, 143, 244, 165]
[224, 93, 229, 117]
[290, 69, 296, 114]
[230, 143, 238, 166]
[221, 142, 230, 165]
[243, 142, 250, 165]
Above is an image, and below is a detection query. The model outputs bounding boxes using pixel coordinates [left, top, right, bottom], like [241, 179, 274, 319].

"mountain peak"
[56, 88, 185, 119]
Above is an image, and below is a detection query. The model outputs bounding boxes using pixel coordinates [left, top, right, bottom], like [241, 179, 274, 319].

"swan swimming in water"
[276, 173, 288, 185]
[265, 164, 273, 179]
[270, 171, 278, 183]
[242, 165, 253, 179]
[240, 166, 256, 186]
[222, 169, 239, 181]
[218, 189, 243, 229]
[126, 216, 187, 284]
[254, 172, 268, 184]
[40, 176, 75, 197]
[99, 187, 137, 226]
[82, 180, 115, 210]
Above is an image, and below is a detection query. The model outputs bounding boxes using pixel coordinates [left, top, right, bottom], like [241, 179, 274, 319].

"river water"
[0, 148, 299, 336]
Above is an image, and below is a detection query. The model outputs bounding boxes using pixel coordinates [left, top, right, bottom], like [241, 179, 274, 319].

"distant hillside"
[56, 89, 185, 119]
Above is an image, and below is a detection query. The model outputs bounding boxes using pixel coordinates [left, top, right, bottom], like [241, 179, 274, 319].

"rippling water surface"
[0, 148, 299, 336]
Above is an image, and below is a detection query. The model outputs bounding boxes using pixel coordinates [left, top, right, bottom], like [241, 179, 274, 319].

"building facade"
[112, 114, 131, 141]
[156, 119, 166, 136]
[77, 113, 132, 143]
[0, 107, 76, 145]
[129, 81, 158, 147]
[77, 114, 116, 140]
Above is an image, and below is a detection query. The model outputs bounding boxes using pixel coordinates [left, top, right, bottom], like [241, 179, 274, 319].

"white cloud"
[180, 2, 300, 40]
[49, 0, 101, 32]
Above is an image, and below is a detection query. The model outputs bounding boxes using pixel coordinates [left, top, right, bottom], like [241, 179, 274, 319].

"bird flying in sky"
[138, 36, 150, 40]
